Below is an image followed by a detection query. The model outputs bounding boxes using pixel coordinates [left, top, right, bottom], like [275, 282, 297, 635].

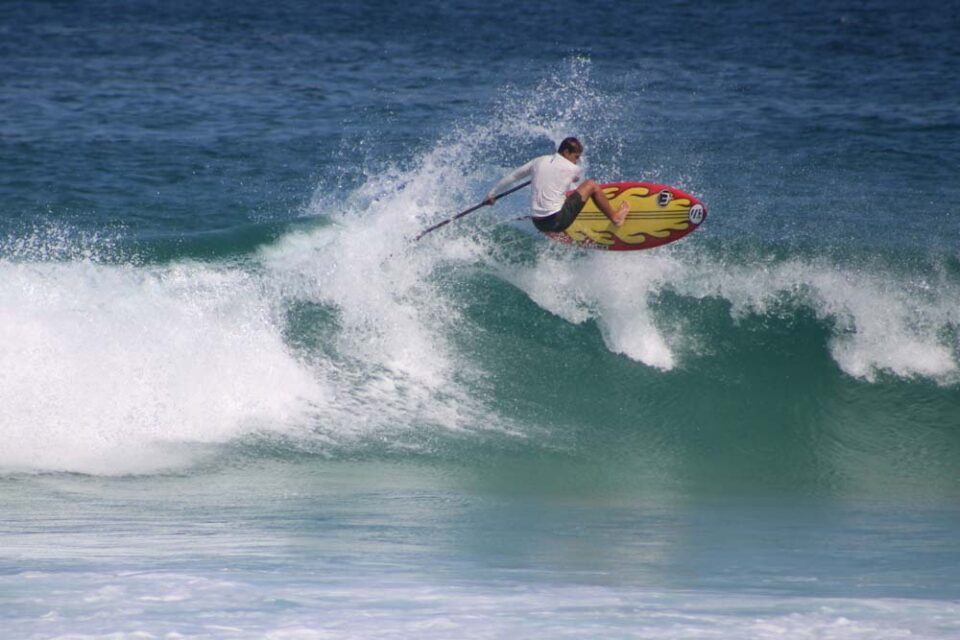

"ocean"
[2, 0, 959, 637]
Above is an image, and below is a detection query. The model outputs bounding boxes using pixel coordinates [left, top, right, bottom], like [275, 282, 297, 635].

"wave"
[1, 60, 958, 478]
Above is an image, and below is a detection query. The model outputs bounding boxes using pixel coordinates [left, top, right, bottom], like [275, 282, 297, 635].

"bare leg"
[576, 180, 629, 226]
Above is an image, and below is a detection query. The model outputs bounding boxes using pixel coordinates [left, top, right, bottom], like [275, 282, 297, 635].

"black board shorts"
[532, 192, 585, 233]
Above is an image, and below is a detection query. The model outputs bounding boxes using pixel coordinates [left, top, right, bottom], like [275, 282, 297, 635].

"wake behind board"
[544, 181, 707, 251]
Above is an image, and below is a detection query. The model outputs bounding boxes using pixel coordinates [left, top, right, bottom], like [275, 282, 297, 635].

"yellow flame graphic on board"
[560, 186, 694, 247]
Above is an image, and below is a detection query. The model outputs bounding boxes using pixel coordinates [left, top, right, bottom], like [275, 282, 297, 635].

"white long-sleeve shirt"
[487, 153, 581, 218]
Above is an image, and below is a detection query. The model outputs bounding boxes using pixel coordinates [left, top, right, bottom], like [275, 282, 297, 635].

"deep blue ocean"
[3, 0, 960, 637]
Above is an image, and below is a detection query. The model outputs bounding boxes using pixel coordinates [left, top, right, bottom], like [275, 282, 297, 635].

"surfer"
[484, 137, 629, 231]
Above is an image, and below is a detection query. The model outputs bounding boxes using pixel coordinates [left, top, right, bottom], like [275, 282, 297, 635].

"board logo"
[657, 190, 672, 207]
[688, 204, 705, 225]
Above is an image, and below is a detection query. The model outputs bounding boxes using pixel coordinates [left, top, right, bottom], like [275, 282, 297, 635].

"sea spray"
[252, 58, 630, 441]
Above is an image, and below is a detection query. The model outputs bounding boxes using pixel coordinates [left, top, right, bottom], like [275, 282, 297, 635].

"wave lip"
[687, 255, 960, 383]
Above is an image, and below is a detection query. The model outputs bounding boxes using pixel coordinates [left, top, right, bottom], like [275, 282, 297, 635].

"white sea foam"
[257, 207, 492, 443]
[6, 569, 958, 639]
[0, 257, 324, 475]
[498, 249, 680, 369]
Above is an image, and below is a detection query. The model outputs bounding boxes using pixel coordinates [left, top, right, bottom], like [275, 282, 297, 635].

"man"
[485, 137, 628, 232]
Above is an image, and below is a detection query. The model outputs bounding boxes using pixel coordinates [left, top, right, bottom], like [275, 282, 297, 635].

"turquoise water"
[2, 0, 960, 637]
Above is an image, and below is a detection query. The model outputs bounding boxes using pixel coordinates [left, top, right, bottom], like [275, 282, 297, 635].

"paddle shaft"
[413, 180, 531, 241]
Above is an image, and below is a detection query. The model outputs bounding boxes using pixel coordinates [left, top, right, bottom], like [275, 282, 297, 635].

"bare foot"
[613, 201, 629, 227]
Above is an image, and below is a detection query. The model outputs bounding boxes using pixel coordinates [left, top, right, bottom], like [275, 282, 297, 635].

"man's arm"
[485, 159, 536, 205]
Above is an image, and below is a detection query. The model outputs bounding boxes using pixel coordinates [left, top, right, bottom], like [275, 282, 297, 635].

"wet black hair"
[558, 137, 583, 154]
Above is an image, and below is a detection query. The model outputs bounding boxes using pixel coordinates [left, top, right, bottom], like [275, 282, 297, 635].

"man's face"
[562, 149, 582, 164]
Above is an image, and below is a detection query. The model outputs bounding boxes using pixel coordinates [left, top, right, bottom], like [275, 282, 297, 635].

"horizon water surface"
[2, 0, 960, 638]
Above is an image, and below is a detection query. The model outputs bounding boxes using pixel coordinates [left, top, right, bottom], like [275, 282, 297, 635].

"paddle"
[413, 180, 531, 241]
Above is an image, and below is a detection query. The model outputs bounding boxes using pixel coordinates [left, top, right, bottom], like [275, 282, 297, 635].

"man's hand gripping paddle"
[413, 181, 531, 242]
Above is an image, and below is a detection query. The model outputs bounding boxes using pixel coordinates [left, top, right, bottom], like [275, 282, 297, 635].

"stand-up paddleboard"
[544, 182, 707, 251]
